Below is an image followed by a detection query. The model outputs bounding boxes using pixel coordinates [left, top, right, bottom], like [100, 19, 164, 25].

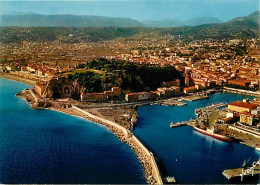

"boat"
[255, 144, 260, 152]
[194, 126, 234, 142]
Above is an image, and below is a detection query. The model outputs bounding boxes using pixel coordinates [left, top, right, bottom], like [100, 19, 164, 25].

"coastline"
[52, 105, 163, 184]
[0, 73, 36, 86]
[2, 77, 163, 184]
[4, 76, 259, 183]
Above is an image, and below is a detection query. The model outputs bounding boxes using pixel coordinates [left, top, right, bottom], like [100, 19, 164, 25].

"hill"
[158, 11, 259, 41]
[143, 17, 222, 27]
[183, 17, 222, 26]
[0, 14, 145, 27]
[227, 11, 259, 25]
[0, 11, 259, 43]
[142, 19, 182, 27]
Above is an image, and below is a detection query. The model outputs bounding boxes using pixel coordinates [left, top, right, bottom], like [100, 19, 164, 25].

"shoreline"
[3, 76, 163, 184]
[0, 73, 37, 86]
[5, 75, 163, 184]
[58, 105, 163, 184]
[4, 76, 259, 183]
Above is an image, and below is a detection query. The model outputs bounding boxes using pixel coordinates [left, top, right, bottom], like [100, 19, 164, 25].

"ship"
[194, 126, 234, 142]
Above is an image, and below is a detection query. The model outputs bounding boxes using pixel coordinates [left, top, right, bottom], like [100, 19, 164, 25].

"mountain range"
[0, 11, 259, 43]
[0, 14, 145, 27]
[0, 12, 251, 27]
[142, 17, 222, 27]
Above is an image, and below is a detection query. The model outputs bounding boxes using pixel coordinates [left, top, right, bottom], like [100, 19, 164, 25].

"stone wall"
[71, 105, 163, 184]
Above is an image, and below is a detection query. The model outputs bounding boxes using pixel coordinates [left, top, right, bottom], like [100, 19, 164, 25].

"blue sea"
[1, 77, 259, 184]
[134, 92, 260, 184]
[0, 78, 146, 184]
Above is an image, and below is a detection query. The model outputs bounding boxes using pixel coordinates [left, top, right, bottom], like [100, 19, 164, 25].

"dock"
[222, 160, 260, 181]
[170, 121, 193, 128]
[160, 99, 187, 106]
[182, 95, 209, 102]
[203, 102, 227, 109]
[164, 176, 176, 183]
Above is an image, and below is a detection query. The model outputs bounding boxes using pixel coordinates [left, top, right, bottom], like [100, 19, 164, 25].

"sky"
[0, 0, 259, 21]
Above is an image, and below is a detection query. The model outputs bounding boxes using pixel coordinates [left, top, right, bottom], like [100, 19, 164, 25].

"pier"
[223, 166, 260, 180]
[200, 102, 227, 110]
[170, 121, 192, 128]
[223, 159, 260, 181]
[182, 95, 209, 102]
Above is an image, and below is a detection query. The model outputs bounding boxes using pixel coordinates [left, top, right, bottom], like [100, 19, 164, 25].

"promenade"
[224, 87, 260, 96]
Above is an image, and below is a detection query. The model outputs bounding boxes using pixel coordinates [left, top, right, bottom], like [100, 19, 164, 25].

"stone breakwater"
[71, 105, 163, 185]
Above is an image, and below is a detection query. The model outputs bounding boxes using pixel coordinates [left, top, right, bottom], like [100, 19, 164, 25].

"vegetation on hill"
[0, 27, 155, 43]
[143, 17, 222, 27]
[0, 14, 145, 27]
[86, 58, 182, 92]
[50, 59, 182, 100]
[0, 11, 258, 43]
[68, 71, 102, 93]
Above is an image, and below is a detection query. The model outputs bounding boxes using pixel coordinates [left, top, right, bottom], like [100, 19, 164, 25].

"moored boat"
[194, 126, 233, 142]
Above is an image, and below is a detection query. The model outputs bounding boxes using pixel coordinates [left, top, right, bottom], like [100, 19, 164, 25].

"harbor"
[2, 76, 260, 184]
[134, 91, 259, 184]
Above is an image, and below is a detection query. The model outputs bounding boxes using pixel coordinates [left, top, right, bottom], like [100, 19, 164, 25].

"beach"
[0, 73, 36, 86]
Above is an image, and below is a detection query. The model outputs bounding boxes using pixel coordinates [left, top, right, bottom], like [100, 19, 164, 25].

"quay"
[223, 165, 260, 181]
[182, 95, 209, 102]
[170, 121, 192, 128]
[203, 102, 227, 109]
[224, 87, 260, 96]
[160, 98, 187, 106]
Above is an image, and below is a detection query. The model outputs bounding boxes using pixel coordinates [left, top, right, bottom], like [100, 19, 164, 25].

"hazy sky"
[0, 0, 259, 21]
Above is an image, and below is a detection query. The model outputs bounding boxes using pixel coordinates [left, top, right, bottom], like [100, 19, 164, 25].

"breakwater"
[71, 105, 163, 184]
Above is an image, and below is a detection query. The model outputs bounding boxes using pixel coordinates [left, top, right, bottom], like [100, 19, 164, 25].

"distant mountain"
[142, 19, 182, 27]
[183, 17, 222, 26]
[227, 10, 260, 25]
[160, 11, 259, 41]
[0, 14, 145, 27]
[0, 11, 259, 43]
[143, 17, 222, 27]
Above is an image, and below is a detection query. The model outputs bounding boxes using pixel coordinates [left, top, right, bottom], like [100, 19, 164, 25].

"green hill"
[0, 11, 259, 43]
[227, 11, 259, 25]
[0, 14, 145, 27]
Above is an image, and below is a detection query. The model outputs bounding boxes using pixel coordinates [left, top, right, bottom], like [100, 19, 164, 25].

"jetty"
[203, 102, 227, 109]
[222, 159, 260, 181]
[170, 121, 192, 128]
[160, 98, 187, 106]
[69, 105, 163, 184]
[164, 176, 176, 183]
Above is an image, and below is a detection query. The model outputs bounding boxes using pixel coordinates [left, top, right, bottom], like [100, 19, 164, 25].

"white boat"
[255, 147, 260, 152]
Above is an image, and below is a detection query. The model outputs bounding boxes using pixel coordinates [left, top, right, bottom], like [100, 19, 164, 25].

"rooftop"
[228, 101, 258, 110]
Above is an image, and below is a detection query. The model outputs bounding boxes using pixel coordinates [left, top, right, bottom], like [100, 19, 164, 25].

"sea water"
[134, 92, 260, 184]
[0, 78, 145, 184]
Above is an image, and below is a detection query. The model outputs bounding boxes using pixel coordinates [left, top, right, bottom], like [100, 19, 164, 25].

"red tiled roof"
[228, 101, 258, 110]
[240, 111, 257, 117]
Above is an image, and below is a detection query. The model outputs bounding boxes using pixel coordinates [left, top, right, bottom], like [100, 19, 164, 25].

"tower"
[185, 69, 191, 87]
